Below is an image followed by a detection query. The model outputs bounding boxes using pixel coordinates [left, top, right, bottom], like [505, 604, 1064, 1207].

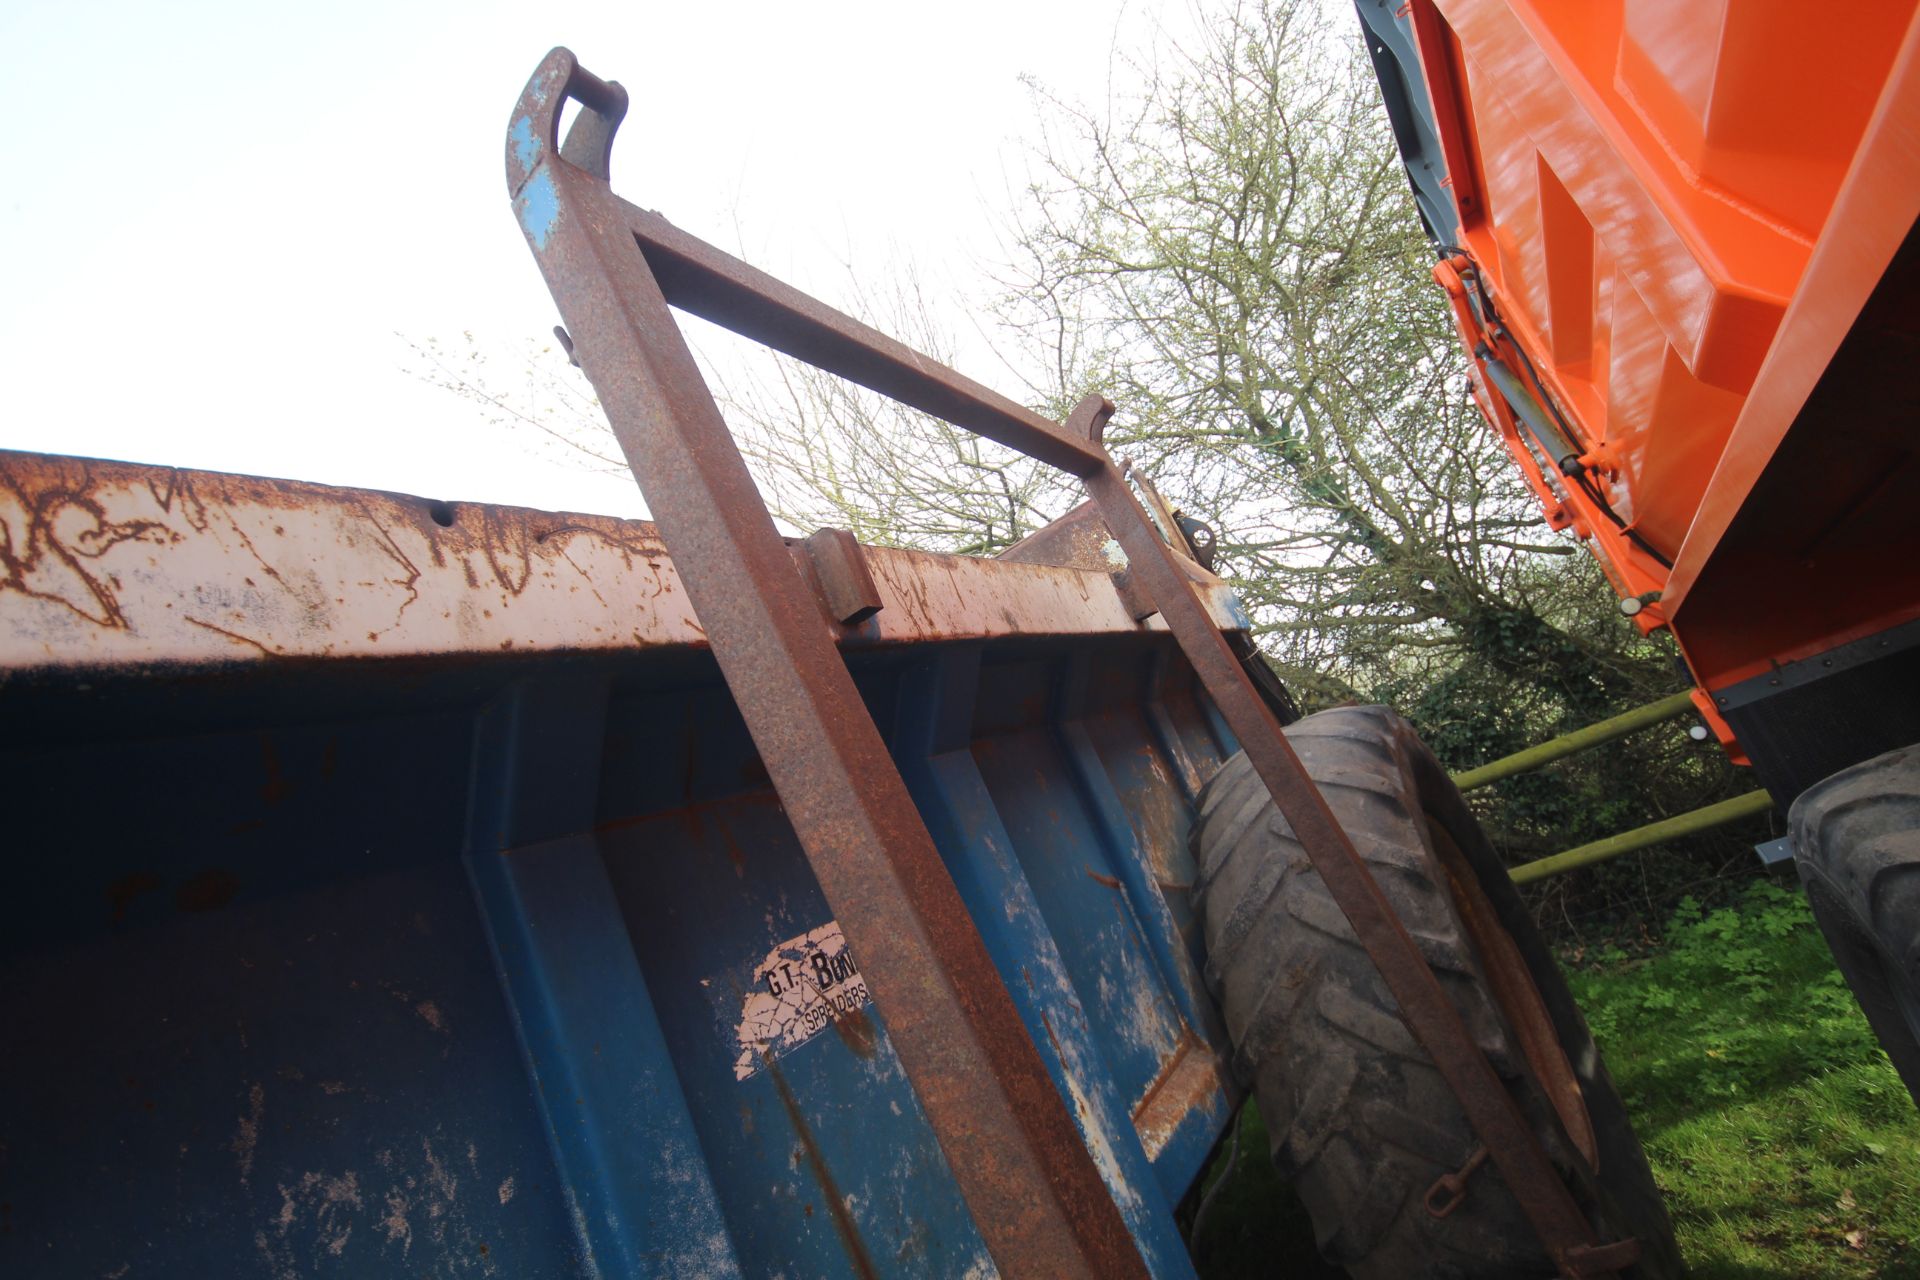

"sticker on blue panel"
[731, 920, 873, 1080]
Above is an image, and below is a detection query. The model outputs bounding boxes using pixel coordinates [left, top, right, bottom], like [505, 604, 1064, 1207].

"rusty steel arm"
[508, 50, 1145, 1279]
[506, 48, 1622, 1279]
[1077, 415, 1623, 1278]
[612, 196, 1108, 477]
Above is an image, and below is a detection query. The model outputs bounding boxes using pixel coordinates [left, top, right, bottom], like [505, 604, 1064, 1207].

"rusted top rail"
[619, 201, 1108, 478]
[0, 453, 1244, 672]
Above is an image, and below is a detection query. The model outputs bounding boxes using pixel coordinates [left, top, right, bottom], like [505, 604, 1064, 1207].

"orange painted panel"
[1422, 0, 1917, 567]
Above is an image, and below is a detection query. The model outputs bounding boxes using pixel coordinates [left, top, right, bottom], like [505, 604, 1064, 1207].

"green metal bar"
[1452, 690, 1700, 792]
[1508, 790, 1776, 885]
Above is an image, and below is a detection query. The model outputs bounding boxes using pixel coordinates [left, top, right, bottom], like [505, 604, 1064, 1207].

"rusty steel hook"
[506, 47, 630, 196]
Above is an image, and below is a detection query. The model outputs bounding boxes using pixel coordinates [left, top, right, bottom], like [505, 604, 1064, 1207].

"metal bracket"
[802, 527, 884, 625]
[1565, 1237, 1644, 1276]
[1424, 1143, 1488, 1219]
[1109, 565, 1158, 622]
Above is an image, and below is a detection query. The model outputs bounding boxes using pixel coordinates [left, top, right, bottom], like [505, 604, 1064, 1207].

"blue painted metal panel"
[465, 676, 743, 1278]
[1, 846, 585, 1275]
[1356, 0, 1461, 246]
[892, 647, 1194, 1278]
[1064, 650, 1237, 1199]
[0, 632, 1244, 1276]
[593, 680, 997, 1280]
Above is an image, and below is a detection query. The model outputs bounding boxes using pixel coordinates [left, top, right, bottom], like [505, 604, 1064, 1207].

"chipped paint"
[766, 1060, 880, 1280]
[1056, 1056, 1143, 1220]
[379, 1185, 413, 1252]
[1023, 945, 1152, 1231]
[731, 920, 872, 1080]
[517, 166, 561, 251]
[231, 1081, 265, 1187]
[1130, 1032, 1224, 1162]
[0, 451, 1245, 671]
[11, 70, 1254, 1264]
[509, 115, 541, 179]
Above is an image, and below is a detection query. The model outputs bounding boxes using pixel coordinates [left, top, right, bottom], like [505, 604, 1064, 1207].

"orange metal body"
[1405, 0, 1920, 723]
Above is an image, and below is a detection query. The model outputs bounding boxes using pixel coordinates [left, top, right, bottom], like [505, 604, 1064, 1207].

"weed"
[1568, 881, 1920, 1278]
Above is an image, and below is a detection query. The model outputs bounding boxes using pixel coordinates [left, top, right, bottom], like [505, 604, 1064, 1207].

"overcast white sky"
[0, 0, 1181, 518]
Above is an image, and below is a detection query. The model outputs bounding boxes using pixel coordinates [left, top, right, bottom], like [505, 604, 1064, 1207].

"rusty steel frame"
[506, 48, 1624, 1279]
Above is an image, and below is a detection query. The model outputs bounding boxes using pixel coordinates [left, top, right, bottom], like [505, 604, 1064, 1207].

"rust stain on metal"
[859, 540, 1239, 646]
[259, 736, 289, 807]
[999, 496, 1229, 597]
[998, 500, 1120, 574]
[105, 871, 161, 925]
[589, 790, 781, 840]
[1082, 438, 1622, 1272]
[1084, 867, 1122, 891]
[1130, 1029, 1222, 1162]
[0, 450, 1239, 674]
[0, 454, 174, 631]
[723, 830, 748, 878]
[1037, 1011, 1067, 1063]
[1117, 752, 1189, 889]
[0, 450, 702, 668]
[185, 617, 279, 658]
[1110, 566, 1156, 622]
[1427, 817, 1598, 1168]
[830, 1007, 879, 1060]
[174, 869, 241, 913]
[765, 1059, 880, 1280]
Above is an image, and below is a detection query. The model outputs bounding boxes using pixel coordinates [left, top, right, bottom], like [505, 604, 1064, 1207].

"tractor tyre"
[1193, 705, 1681, 1279]
[1791, 743, 1920, 1106]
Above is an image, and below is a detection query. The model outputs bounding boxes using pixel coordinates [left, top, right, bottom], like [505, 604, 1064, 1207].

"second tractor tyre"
[1791, 742, 1920, 1105]
[1193, 705, 1681, 1279]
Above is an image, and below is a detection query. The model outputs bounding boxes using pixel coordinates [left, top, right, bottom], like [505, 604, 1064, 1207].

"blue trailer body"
[0, 453, 1244, 1278]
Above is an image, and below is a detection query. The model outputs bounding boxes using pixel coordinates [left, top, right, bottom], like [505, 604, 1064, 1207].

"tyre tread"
[1192, 705, 1676, 1278]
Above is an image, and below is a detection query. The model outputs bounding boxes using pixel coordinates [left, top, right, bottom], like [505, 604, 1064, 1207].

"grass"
[1189, 881, 1920, 1278]
[1567, 882, 1920, 1277]
[1185, 1102, 1342, 1279]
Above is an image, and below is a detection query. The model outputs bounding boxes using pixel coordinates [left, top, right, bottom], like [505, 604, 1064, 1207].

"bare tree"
[402, 330, 628, 478]
[997, 0, 1610, 701]
[714, 275, 1074, 554]
[411, 0, 1764, 903]
[993, 0, 1764, 895]
[403, 276, 1070, 554]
